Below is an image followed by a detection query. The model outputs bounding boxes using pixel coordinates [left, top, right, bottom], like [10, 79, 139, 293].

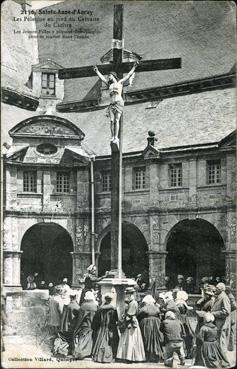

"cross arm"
[58, 58, 181, 80]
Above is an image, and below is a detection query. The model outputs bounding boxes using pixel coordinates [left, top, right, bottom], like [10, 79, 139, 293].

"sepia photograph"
[1, 0, 236, 368]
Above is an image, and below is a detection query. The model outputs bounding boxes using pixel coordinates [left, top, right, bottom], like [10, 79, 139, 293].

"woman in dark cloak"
[72, 291, 98, 359]
[137, 294, 164, 362]
[92, 293, 119, 363]
[194, 312, 230, 368]
[175, 291, 194, 359]
[61, 293, 80, 332]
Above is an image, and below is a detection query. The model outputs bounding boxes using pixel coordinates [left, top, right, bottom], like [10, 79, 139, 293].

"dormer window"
[41, 73, 56, 96]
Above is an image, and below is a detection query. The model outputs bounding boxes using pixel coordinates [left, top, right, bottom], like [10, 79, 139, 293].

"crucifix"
[58, 4, 181, 280]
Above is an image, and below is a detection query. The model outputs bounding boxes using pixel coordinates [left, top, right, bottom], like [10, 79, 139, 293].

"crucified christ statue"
[93, 61, 138, 144]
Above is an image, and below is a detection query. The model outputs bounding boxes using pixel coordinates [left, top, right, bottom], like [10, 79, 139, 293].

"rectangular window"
[23, 171, 37, 192]
[134, 167, 146, 190]
[102, 172, 111, 192]
[169, 163, 182, 187]
[41, 73, 55, 96]
[56, 172, 70, 193]
[207, 160, 221, 184]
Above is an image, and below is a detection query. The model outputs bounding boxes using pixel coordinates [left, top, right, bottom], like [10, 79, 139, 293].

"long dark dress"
[92, 303, 119, 363]
[61, 300, 80, 332]
[194, 322, 230, 368]
[176, 301, 194, 359]
[137, 304, 164, 362]
[72, 300, 97, 359]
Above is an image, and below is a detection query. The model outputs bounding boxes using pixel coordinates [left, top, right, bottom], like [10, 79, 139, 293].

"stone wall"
[93, 147, 236, 287]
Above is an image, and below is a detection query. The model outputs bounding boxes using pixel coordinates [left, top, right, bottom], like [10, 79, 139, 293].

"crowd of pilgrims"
[42, 265, 236, 368]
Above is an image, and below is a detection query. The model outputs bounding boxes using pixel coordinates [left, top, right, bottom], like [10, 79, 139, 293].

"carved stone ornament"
[9, 115, 85, 140]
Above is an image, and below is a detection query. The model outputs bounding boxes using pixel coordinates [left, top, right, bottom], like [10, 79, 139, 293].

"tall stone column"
[148, 250, 167, 290]
[189, 158, 197, 206]
[222, 250, 236, 289]
[3, 250, 22, 291]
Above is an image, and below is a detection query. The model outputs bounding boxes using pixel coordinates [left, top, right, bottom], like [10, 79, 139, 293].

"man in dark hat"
[185, 277, 195, 294]
[200, 276, 209, 293]
[164, 276, 173, 291]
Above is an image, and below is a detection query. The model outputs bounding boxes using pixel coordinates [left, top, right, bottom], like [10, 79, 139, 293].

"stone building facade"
[3, 103, 236, 292]
[2, 0, 236, 293]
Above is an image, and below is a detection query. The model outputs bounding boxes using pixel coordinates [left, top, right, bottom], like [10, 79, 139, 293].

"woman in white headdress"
[175, 291, 194, 359]
[194, 312, 230, 368]
[137, 294, 164, 362]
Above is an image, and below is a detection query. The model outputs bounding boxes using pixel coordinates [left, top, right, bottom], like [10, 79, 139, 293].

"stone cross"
[59, 4, 181, 279]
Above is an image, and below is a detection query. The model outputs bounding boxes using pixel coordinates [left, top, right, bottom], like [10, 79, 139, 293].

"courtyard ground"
[2, 334, 236, 369]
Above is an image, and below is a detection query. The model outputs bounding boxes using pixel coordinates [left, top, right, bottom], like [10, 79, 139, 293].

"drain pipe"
[90, 156, 95, 265]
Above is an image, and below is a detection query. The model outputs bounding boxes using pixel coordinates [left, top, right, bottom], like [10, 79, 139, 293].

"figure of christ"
[93, 62, 138, 144]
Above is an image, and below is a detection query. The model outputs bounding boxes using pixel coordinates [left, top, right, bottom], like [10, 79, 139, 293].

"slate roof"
[2, 87, 235, 157]
[35, 0, 236, 102]
[58, 88, 236, 156]
[1, 1, 235, 158]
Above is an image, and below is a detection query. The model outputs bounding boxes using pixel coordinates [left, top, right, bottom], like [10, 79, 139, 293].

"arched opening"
[165, 219, 225, 292]
[21, 222, 73, 288]
[98, 222, 149, 282]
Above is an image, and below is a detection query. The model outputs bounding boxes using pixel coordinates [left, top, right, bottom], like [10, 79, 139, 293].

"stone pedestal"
[98, 277, 136, 319]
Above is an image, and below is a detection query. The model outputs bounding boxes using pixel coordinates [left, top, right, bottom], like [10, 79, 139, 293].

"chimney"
[147, 131, 157, 146]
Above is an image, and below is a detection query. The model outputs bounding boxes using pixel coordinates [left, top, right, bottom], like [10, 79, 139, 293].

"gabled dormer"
[29, 59, 64, 114]
[142, 131, 160, 160]
[31, 59, 64, 99]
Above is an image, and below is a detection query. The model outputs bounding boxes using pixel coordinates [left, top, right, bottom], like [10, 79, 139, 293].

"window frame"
[133, 166, 146, 190]
[101, 171, 112, 192]
[41, 72, 56, 96]
[56, 172, 70, 194]
[23, 170, 37, 193]
[168, 163, 183, 188]
[206, 160, 221, 185]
